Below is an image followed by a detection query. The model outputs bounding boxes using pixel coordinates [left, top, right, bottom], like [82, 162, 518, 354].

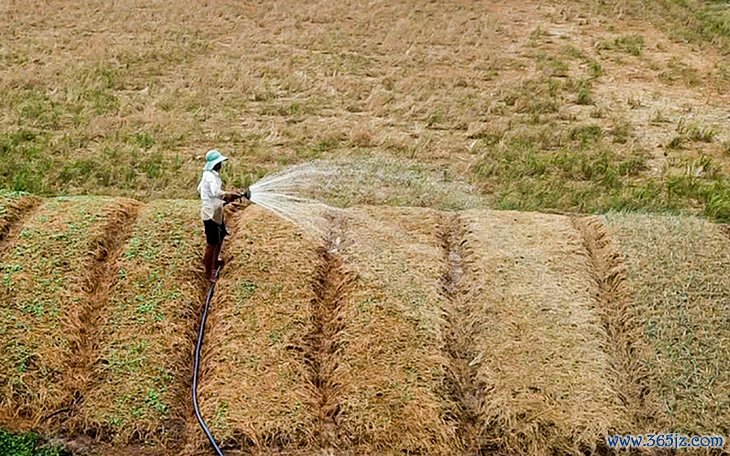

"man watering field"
[197, 149, 249, 282]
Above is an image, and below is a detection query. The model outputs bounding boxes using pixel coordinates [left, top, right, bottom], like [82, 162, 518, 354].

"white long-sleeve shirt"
[197, 170, 225, 223]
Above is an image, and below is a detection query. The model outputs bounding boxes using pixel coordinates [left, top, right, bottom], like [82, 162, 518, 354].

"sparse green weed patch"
[472, 133, 730, 222]
[0, 429, 68, 456]
[596, 34, 646, 56]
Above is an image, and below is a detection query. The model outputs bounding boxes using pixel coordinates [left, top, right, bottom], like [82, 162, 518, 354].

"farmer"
[197, 149, 246, 283]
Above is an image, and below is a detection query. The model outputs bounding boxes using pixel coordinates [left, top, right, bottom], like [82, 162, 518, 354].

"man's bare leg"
[204, 244, 218, 283]
[214, 241, 224, 268]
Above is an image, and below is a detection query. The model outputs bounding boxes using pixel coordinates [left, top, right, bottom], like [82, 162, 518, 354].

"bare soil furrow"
[438, 215, 488, 454]
[571, 216, 657, 432]
[304, 223, 354, 451]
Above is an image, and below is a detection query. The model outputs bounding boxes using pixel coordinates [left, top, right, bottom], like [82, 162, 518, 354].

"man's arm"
[205, 175, 235, 201]
[222, 191, 241, 202]
[208, 178, 240, 202]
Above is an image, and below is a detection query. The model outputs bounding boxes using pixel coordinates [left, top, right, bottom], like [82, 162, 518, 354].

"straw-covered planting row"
[603, 213, 730, 437]
[74, 199, 203, 449]
[335, 206, 457, 454]
[193, 207, 320, 453]
[0, 196, 136, 430]
[459, 210, 626, 455]
[0, 190, 39, 240]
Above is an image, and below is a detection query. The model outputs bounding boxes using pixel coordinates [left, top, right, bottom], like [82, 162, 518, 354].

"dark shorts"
[204, 219, 228, 245]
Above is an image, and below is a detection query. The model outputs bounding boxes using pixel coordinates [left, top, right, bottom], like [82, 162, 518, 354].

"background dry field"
[2, 0, 730, 455]
[1, 0, 730, 219]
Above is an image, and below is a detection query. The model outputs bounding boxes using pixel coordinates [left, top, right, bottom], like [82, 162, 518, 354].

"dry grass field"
[2, 0, 730, 454]
[1, 0, 730, 219]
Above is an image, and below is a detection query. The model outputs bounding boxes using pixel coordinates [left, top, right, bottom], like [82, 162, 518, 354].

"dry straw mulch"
[4, 199, 729, 456]
[191, 205, 320, 453]
[74, 199, 203, 450]
[571, 216, 661, 435]
[333, 206, 459, 455]
[459, 209, 626, 456]
[603, 213, 730, 438]
[0, 196, 136, 431]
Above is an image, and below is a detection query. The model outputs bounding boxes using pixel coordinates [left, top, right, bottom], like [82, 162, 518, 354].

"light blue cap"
[204, 149, 228, 171]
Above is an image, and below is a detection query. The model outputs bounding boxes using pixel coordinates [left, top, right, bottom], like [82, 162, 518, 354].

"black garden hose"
[192, 260, 225, 456]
